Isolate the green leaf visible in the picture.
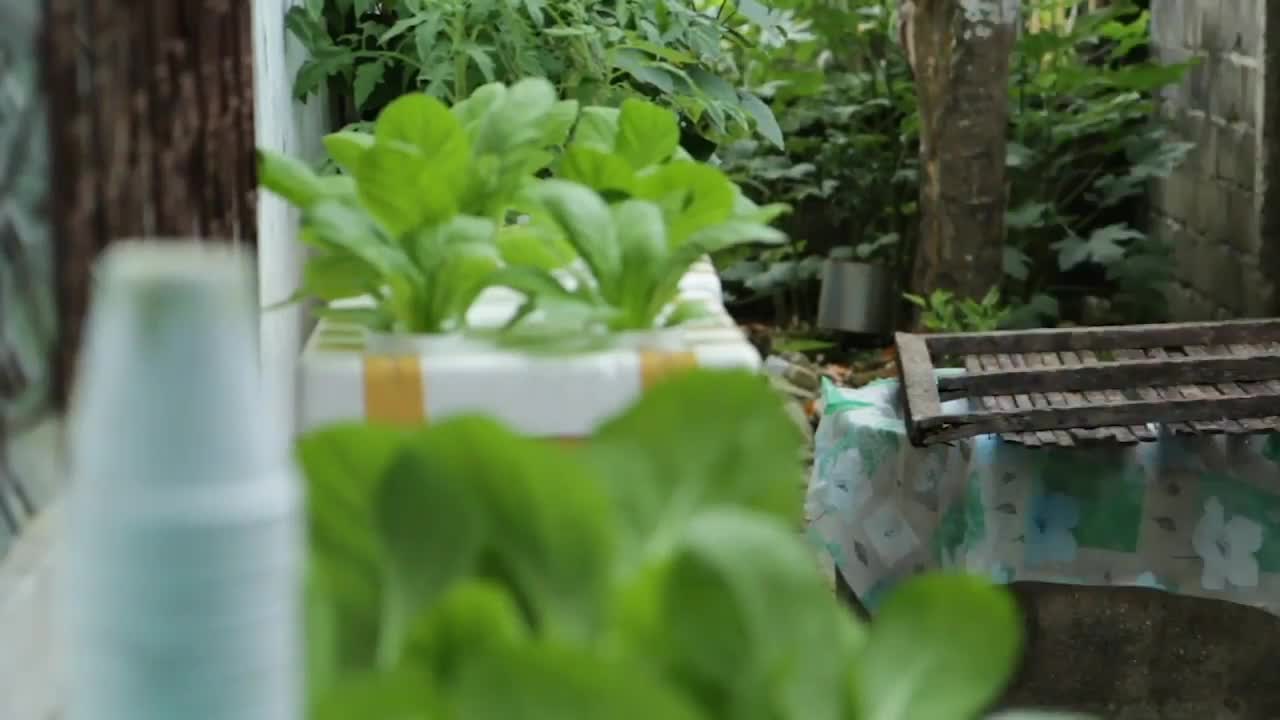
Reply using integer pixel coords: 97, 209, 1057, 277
322, 131, 375, 176
297, 424, 410, 669
539, 100, 581, 147
496, 222, 576, 271
403, 579, 530, 685
401, 417, 617, 642
738, 90, 784, 149
634, 162, 738, 244
355, 142, 453, 236
373, 92, 471, 172
610, 200, 669, 321
302, 201, 415, 280
583, 370, 805, 564
557, 146, 636, 194
300, 251, 381, 302
354, 61, 387, 111
857, 574, 1022, 720
373, 444, 488, 665
615, 98, 680, 169
311, 669, 434, 720
652, 509, 864, 720
572, 106, 621, 150
450, 642, 706, 720
530, 180, 621, 295
1002, 246, 1031, 281
258, 149, 348, 209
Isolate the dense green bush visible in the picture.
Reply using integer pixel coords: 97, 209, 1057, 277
717, 0, 1192, 329
285, 0, 782, 148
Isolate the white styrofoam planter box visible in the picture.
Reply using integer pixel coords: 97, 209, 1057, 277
298, 258, 759, 437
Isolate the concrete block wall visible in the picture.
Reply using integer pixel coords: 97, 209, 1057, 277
1150, 0, 1279, 320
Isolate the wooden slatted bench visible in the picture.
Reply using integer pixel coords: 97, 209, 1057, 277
895, 319, 1280, 447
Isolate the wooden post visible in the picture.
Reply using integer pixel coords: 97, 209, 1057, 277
905, 0, 1017, 308
43, 0, 257, 408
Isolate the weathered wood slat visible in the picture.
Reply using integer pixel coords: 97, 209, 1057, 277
914, 393, 1280, 444
926, 319, 1280, 356
1015, 353, 1073, 446
1115, 348, 1194, 435
1229, 343, 1280, 429
1147, 347, 1226, 434
936, 352, 1280, 399
896, 333, 942, 443
1034, 348, 1095, 443
982, 355, 1039, 445
1062, 350, 1135, 443
1184, 345, 1258, 432
966, 356, 1027, 444
1078, 349, 1154, 441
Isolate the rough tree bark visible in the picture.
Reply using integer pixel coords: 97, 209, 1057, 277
43, 0, 257, 408
904, 0, 1017, 305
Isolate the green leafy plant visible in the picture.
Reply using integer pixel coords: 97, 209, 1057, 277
483, 99, 791, 339
285, 0, 782, 148
258, 78, 579, 333
298, 368, 1083, 719
905, 288, 1013, 333
718, 0, 1191, 330
715, 0, 920, 324
1001, 0, 1194, 324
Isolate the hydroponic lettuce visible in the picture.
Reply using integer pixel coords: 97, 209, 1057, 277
258, 81, 789, 339
298, 368, 1090, 720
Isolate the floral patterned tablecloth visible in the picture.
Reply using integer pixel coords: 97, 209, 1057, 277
805, 374, 1280, 615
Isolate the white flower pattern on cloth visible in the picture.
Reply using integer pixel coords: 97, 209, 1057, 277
1192, 497, 1264, 591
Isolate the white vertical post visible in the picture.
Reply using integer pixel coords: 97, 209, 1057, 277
252, 0, 331, 438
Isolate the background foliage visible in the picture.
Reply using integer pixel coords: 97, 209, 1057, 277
287, 0, 784, 150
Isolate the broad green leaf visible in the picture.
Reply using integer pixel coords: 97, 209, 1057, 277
374, 93, 469, 165
302, 201, 417, 280
451, 82, 507, 131
355, 142, 454, 236
423, 240, 503, 333
572, 106, 621, 150
582, 370, 805, 564
857, 574, 1022, 720
354, 61, 387, 111
557, 146, 636, 194
297, 424, 410, 669
311, 669, 434, 720
449, 642, 706, 720
538, 99, 581, 147
615, 98, 680, 169
473, 77, 558, 155
373, 445, 488, 665
323, 131, 375, 175
529, 180, 621, 295
400, 417, 616, 642
610, 199, 668, 323
738, 90, 784, 149
496, 223, 576, 271
403, 579, 530, 684
634, 162, 738, 244
258, 149, 348, 209
653, 509, 864, 720
300, 251, 381, 302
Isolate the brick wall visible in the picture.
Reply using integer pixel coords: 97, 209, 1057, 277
1149, 0, 1279, 320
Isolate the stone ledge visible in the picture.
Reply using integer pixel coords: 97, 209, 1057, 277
0, 502, 62, 720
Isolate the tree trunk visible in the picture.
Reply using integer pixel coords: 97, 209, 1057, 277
906, 0, 1016, 305
43, 0, 257, 408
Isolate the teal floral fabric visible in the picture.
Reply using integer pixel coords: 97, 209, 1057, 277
806, 376, 1280, 615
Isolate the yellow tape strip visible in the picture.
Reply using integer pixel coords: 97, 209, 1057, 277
362, 355, 427, 424
639, 350, 699, 389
